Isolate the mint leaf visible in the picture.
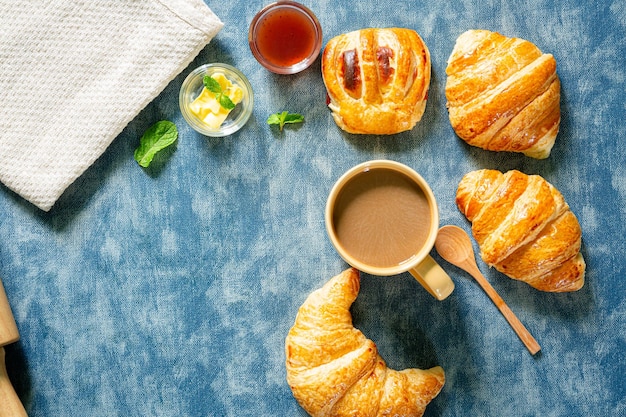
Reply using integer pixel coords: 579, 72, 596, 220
134, 121, 178, 168
219, 94, 236, 110
267, 111, 286, 127
267, 111, 304, 131
203, 75, 236, 110
203, 76, 222, 94
282, 113, 304, 125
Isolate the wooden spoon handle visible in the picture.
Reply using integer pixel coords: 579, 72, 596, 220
0, 347, 27, 417
469, 268, 541, 355
0, 278, 19, 346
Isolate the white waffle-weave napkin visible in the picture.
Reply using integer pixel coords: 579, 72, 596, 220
0, 0, 223, 211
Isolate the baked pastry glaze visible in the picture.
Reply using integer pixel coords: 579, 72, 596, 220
456, 169, 585, 292
285, 268, 445, 416
446, 30, 560, 159
322, 28, 431, 135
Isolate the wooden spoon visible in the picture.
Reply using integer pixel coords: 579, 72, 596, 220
435, 225, 541, 355
0, 278, 27, 416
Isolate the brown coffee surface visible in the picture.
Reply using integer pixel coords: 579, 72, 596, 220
332, 167, 432, 269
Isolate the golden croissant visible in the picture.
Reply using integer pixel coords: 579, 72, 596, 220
445, 29, 560, 159
456, 169, 585, 292
285, 268, 445, 417
321, 28, 431, 135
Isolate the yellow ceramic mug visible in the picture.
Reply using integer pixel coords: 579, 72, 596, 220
325, 160, 454, 300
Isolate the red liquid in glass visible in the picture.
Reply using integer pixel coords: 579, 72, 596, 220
255, 8, 316, 67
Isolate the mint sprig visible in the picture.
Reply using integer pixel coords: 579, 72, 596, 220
203, 75, 236, 110
267, 111, 304, 131
134, 120, 178, 168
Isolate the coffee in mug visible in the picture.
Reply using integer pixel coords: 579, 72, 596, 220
325, 160, 454, 300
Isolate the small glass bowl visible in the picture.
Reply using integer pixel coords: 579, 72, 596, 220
248, 1, 322, 74
179, 63, 254, 137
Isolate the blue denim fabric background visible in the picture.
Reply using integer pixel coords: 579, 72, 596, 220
1, 1, 624, 416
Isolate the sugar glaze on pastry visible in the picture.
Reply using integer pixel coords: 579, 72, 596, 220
445, 30, 560, 159
456, 169, 585, 292
322, 28, 431, 135
285, 268, 445, 417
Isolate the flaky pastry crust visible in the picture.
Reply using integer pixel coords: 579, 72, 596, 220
445, 30, 561, 159
285, 268, 445, 416
456, 169, 585, 292
321, 28, 431, 135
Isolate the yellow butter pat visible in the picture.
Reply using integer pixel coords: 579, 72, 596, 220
189, 72, 243, 129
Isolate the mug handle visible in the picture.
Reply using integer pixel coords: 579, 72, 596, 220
408, 255, 455, 300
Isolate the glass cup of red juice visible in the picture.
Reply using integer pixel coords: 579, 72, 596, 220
248, 1, 323, 74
